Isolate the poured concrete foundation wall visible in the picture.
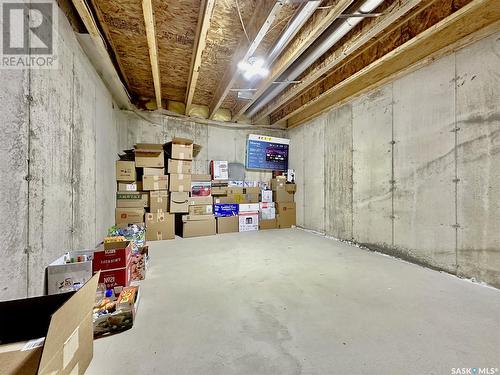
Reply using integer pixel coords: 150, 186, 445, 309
0, 7, 120, 300
289, 32, 500, 287
117, 112, 287, 182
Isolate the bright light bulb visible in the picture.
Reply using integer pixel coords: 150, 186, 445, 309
238, 56, 269, 80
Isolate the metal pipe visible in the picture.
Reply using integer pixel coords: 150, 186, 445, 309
247, 0, 385, 118
266, 0, 322, 64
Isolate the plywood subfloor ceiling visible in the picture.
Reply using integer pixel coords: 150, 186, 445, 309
76, 0, 500, 126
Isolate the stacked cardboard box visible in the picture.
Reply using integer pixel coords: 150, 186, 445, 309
164, 138, 215, 238
272, 176, 297, 228
133, 143, 174, 241
116, 159, 145, 226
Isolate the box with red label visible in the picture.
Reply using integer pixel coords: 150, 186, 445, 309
97, 264, 132, 292
93, 241, 132, 271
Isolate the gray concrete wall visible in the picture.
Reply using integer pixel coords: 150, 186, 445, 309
117, 112, 287, 182
289, 32, 500, 287
0, 6, 120, 299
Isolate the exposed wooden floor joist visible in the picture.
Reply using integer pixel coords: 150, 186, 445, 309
142, 0, 162, 109
232, 0, 354, 120
208, 0, 284, 120
283, 0, 500, 128
185, 0, 216, 113
252, 0, 423, 122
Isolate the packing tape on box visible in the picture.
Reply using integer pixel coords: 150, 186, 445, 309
179, 186, 184, 192
178, 174, 184, 180
153, 182, 159, 190
177, 164, 182, 173
179, 152, 185, 159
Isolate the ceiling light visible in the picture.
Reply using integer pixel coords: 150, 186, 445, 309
238, 56, 269, 81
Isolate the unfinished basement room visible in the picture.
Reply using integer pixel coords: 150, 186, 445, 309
0, 0, 499, 374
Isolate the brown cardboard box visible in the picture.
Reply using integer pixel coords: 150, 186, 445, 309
211, 186, 228, 196
117, 181, 143, 192
140, 192, 149, 208
188, 204, 213, 216
179, 216, 216, 238
188, 196, 213, 205
246, 193, 260, 203
143, 167, 164, 176
273, 189, 294, 203
134, 143, 164, 168
0, 274, 99, 375
271, 176, 287, 190
217, 216, 239, 234
116, 192, 145, 208
169, 173, 192, 192
276, 202, 296, 228
167, 159, 192, 174
115, 208, 145, 225
260, 219, 277, 230
170, 192, 189, 213
228, 187, 244, 194
150, 191, 169, 212
165, 138, 193, 160
244, 187, 260, 195
230, 193, 248, 204
143, 175, 168, 191
213, 196, 234, 204
116, 160, 136, 181
191, 174, 212, 181
145, 212, 174, 241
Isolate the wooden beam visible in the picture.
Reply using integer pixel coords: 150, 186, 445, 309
70, 0, 132, 107
253, 0, 422, 122
142, 0, 162, 109
208, 0, 284, 120
283, 0, 500, 128
232, 0, 354, 120
185, 0, 216, 113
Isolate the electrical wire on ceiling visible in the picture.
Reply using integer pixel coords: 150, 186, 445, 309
235, 0, 250, 42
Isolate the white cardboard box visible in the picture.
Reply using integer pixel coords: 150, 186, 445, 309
239, 203, 260, 213
261, 190, 273, 203
260, 202, 276, 220
239, 212, 259, 232
46, 250, 93, 295
211, 160, 228, 180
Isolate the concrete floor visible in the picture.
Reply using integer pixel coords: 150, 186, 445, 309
87, 229, 500, 375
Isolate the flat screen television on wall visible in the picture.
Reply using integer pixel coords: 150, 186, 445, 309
246, 134, 290, 171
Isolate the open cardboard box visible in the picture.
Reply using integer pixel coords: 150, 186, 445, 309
0, 273, 99, 375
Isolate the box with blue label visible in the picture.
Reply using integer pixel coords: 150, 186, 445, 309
214, 203, 239, 217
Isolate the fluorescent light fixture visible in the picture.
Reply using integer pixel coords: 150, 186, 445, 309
246, 0, 385, 118
238, 56, 269, 80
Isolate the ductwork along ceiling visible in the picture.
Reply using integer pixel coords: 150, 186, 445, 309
71, 0, 500, 127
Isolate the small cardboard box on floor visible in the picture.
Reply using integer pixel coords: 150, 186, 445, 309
176, 214, 216, 238
217, 216, 239, 234
46, 250, 93, 295
0, 273, 99, 375
276, 202, 296, 228
145, 212, 175, 241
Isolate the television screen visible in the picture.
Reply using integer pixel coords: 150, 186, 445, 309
246, 134, 290, 171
